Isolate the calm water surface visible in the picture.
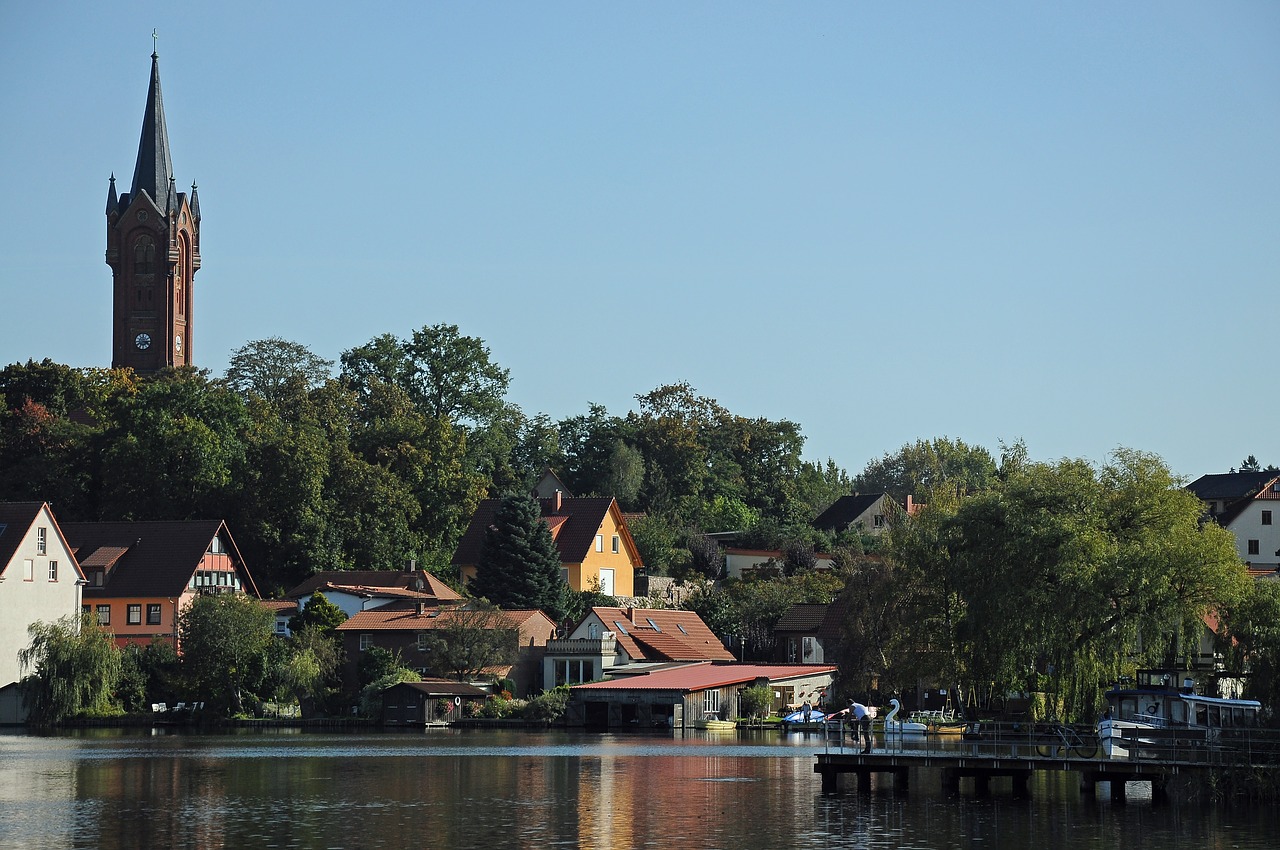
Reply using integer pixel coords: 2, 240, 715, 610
1, 727, 1276, 849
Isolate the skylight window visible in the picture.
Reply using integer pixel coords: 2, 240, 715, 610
612, 620, 629, 635
677, 623, 688, 635
646, 618, 661, 632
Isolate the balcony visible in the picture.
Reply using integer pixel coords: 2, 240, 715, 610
545, 636, 617, 656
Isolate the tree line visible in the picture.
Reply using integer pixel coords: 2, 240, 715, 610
0, 326, 856, 592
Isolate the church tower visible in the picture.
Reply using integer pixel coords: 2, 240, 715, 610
106, 51, 200, 372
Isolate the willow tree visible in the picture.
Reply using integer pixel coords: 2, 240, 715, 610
883, 448, 1248, 721
19, 614, 122, 724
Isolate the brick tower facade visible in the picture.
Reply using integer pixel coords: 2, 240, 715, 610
106, 51, 200, 372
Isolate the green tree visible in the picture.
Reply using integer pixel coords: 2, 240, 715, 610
740, 684, 774, 720
1220, 579, 1280, 713
19, 614, 122, 724
471, 494, 568, 621
224, 338, 334, 404
179, 594, 275, 716
854, 437, 998, 500
274, 627, 344, 718
288, 592, 348, 636
883, 448, 1249, 721
417, 605, 518, 681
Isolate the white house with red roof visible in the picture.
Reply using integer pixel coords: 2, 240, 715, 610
274, 568, 463, 634
1187, 472, 1280, 575
543, 606, 735, 691
0, 502, 86, 723
565, 661, 837, 730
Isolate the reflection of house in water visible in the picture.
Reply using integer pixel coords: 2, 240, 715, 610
565, 662, 836, 730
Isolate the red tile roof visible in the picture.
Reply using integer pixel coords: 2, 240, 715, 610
573, 662, 837, 693
260, 599, 298, 614
590, 607, 736, 662
336, 605, 553, 633
284, 570, 461, 601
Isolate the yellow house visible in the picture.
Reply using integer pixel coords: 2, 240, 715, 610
453, 493, 640, 597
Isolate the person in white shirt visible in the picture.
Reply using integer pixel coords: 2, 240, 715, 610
850, 701, 872, 753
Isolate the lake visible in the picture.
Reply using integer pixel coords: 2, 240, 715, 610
1, 727, 1276, 849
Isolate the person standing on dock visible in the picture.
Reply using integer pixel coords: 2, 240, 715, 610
850, 701, 872, 753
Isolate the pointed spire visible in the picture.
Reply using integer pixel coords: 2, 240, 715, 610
190, 182, 200, 220
106, 173, 118, 214
130, 51, 174, 214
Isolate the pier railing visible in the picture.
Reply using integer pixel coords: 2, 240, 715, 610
822, 719, 1280, 766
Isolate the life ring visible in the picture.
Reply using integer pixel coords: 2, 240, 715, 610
1145, 703, 1158, 715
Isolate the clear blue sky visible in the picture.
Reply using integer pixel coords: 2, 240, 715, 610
2, 2, 1276, 481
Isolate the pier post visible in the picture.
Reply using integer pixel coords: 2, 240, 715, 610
1011, 771, 1030, 798
940, 768, 960, 794
857, 770, 872, 793
820, 768, 838, 794
973, 774, 990, 795
894, 768, 909, 791
1110, 780, 1126, 803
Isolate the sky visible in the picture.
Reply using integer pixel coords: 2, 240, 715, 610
1, 2, 1277, 482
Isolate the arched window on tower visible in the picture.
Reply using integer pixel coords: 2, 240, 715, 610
133, 236, 155, 274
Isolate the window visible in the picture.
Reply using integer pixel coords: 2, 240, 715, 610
127, 604, 142, 625
37, 526, 47, 554
1248, 539, 1260, 556
703, 689, 721, 715
612, 535, 620, 554
1264, 511, 1273, 526
81, 605, 90, 616
146, 604, 162, 626
873, 515, 885, 528
48, 560, 58, 581
646, 617, 661, 632
92, 571, 104, 587
133, 236, 155, 273
595, 534, 603, 552
676, 623, 688, 635
23, 559, 33, 581
612, 620, 630, 636
209, 536, 224, 554
97, 605, 111, 626
417, 633, 430, 652
803, 636, 816, 662
359, 634, 373, 651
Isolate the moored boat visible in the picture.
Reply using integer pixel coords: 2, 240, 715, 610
1097, 670, 1261, 758
881, 698, 928, 736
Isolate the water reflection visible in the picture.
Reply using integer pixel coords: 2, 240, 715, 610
0, 728, 1277, 850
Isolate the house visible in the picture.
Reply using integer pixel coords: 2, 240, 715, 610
453, 493, 641, 597
335, 602, 556, 697
543, 606, 735, 691
531, 467, 573, 499
0, 502, 86, 724
261, 599, 300, 637
281, 568, 462, 622
813, 493, 913, 536
723, 548, 836, 580
1187, 472, 1280, 574
565, 661, 837, 729
60, 519, 259, 647
380, 679, 489, 726
773, 599, 848, 665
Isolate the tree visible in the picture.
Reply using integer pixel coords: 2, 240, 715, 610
471, 494, 568, 621
179, 594, 275, 716
224, 338, 334, 404
19, 614, 122, 724
274, 627, 343, 718
854, 437, 997, 500
882, 448, 1249, 721
417, 605, 518, 681
683, 531, 725, 580
1220, 579, 1280, 712
288, 592, 347, 636
403, 323, 510, 426
740, 684, 774, 720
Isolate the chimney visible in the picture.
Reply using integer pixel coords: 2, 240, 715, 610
416, 601, 426, 617
553, 489, 563, 512
405, 559, 416, 575
905, 495, 914, 514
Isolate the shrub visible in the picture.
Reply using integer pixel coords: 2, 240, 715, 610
523, 687, 570, 721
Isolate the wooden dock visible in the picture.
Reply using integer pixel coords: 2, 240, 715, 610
815, 722, 1280, 802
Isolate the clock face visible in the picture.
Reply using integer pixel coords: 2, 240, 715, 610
135, 332, 152, 350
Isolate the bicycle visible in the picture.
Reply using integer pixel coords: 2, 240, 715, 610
1035, 720, 1099, 759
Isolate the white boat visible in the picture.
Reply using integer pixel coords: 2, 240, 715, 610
781, 708, 826, 728
881, 698, 928, 736
1097, 670, 1261, 758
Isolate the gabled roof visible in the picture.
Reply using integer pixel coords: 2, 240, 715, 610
1186, 472, 1279, 502
1212, 476, 1280, 527
0, 502, 43, 575
284, 570, 461, 602
452, 497, 634, 567
61, 519, 257, 598
587, 606, 735, 662
572, 662, 837, 693
774, 603, 829, 633
336, 605, 554, 634
386, 679, 489, 698
0, 502, 82, 580
813, 493, 891, 533
260, 599, 298, 614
